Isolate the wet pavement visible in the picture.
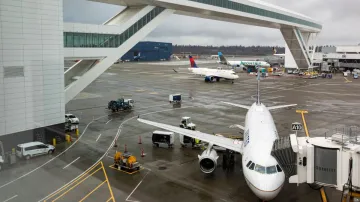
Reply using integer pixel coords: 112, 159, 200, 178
1, 61, 360, 202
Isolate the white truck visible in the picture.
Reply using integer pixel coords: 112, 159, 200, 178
179, 117, 196, 130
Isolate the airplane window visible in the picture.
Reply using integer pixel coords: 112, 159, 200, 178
246, 161, 252, 167
276, 165, 283, 172
249, 163, 255, 170
255, 164, 266, 174
266, 166, 277, 174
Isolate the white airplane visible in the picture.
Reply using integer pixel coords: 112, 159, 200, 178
272, 47, 285, 58
188, 55, 239, 83
137, 73, 297, 201
217, 52, 271, 71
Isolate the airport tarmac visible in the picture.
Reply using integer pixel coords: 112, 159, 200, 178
1, 61, 359, 202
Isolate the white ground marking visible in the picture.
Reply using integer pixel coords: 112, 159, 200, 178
126, 170, 151, 202
63, 157, 80, 169
106, 119, 112, 124
96, 134, 102, 142
38, 104, 200, 202
2, 195, 18, 202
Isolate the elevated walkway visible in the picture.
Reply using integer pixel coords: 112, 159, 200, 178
64, 6, 174, 103
65, 0, 323, 103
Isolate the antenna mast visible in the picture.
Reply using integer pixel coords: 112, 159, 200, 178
257, 66, 260, 105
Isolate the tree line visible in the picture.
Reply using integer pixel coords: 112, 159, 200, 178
173, 45, 285, 56
173, 45, 334, 56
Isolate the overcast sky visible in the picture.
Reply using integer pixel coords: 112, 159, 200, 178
63, 0, 360, 46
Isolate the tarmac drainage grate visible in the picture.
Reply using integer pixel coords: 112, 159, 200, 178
158, 166, 167, 170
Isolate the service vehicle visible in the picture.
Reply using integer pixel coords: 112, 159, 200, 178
65, 114, 79, 124
16, 141, 55, 160
113, 151, 140, 172
152, 130, 175, 148
108, 98, 134, 112
65, 122, 78, 132
179, 117, 196, 130
169, 94, 181, 103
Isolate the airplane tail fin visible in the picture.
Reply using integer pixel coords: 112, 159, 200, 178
273, 47, 277, 54
189, 55, 198, 68
256, 68, 261, 105
218, 52, 229, 65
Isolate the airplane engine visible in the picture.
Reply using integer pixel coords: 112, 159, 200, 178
198, 148, 219, 174
204, 76, 213, 82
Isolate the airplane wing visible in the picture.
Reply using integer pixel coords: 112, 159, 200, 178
138, 118, 243, 153
221, 101, 250, 110
267, 104, 297, 110
229, 124, 245, 130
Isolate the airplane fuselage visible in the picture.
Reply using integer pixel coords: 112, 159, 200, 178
187, 68, 239, 80
227, 60, 271, 67
241, 103, 285, 201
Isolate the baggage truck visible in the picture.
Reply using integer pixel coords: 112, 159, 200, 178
152, 131, 175, 148
169, 94, 181, 103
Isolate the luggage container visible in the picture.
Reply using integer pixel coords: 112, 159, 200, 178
169, 94, 181, 103
152, 131, 175, 148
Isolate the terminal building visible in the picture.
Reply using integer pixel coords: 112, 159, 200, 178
0, 0, 322, 152
285, 45, 360, 71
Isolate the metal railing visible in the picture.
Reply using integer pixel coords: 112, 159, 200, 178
324, 126, 360, 145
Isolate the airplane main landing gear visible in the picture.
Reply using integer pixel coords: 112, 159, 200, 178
222, 149, 235, 171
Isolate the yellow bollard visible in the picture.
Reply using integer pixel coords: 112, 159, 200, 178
66, 134, 70, 143
76, 128, 79, 138
53, 138, 56, 146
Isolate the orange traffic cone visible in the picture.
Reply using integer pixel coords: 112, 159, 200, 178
141, 148, 146, 157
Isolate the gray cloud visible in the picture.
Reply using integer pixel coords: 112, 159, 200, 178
64, 0, 360, 46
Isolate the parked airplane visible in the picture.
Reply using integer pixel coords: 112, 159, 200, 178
217, 52, 271, 71
134, 52, 143, 61
137, 72, 297, 201
188, 55, 239, 83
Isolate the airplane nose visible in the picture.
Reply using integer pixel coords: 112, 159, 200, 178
245, 176, 284, 201
252, 186, 281, 201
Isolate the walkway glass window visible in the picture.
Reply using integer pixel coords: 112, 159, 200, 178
64, 7, 165, 48
190, 0, 322, 29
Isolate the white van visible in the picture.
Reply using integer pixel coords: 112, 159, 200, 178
16, 142, 55, 160
152, 131, 175, 148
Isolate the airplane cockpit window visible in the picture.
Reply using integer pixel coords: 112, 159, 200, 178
255, 164, 266, 174
249, 162, 255, 170
266, 166, 277, 174
276, 164, 283, 172
246, 161, 252, 167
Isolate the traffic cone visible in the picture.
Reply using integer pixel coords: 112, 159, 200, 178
124, 144, 127, 153
141, 148, 146, 157
138, 136, 142, 144
114, 138, 118, 147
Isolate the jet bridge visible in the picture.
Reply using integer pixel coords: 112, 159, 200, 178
274, 126, 360, 200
